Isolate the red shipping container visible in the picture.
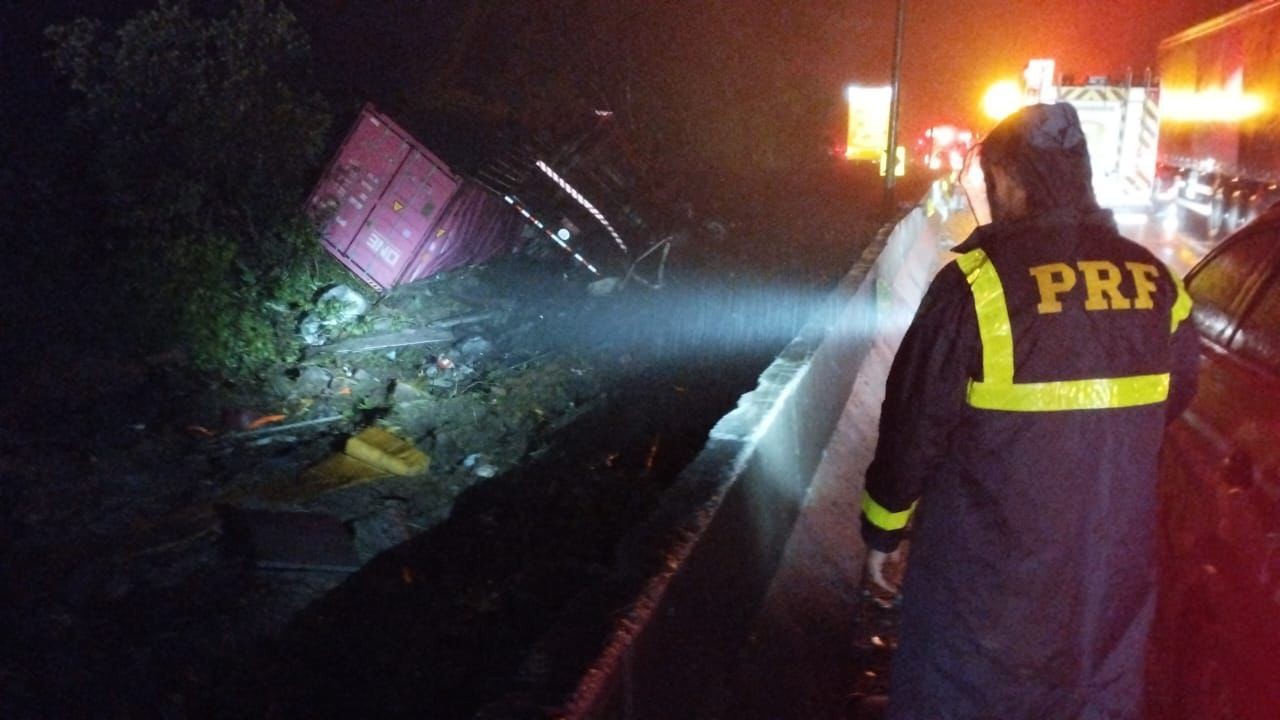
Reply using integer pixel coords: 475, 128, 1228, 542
308, 104, 460, 291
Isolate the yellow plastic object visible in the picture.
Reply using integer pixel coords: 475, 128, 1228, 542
294, 453, 393, 496
277, 427, 429, 501
343, 426, 429, 476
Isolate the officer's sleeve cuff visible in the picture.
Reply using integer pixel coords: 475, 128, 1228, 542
860, 515, 905, 553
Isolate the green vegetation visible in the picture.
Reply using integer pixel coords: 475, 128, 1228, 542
47, 0, 343, 379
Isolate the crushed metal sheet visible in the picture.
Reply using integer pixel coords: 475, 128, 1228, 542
306, 326, 455, 357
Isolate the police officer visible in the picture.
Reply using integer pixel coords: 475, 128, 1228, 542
858, 103, 1199, 719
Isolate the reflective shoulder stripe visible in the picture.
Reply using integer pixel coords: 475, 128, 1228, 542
1171, 272, 1192, 333
968, 373, 1170, 411
861, 494, 917, 531
955, 249, 1014, 384
957, 248, 1170, 412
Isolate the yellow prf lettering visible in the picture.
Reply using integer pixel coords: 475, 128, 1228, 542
1078, 261, 1132, 310
1028, 260, 1163, 314
1028, 263, 1076, 314
1126, 262, 1159, 309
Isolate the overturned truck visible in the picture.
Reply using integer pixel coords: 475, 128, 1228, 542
307, 104, 674, 292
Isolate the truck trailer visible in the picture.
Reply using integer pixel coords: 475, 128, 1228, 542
1155, 0, 1280, 242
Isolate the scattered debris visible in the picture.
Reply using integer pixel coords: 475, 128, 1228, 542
298, 284, 371, 346
305, 325, 455, 357
389, 378, 424, 404
456, 336, 495, 364
588, 277, 622, 296
463, 452, 498, 478
219, 414, 347, 442
3, 254, 640, 716
294, 366, 334, 396
246, 414, 287, 430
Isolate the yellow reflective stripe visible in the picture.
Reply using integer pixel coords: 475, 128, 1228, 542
956, 249, 1014, 383
956, 248, 1174, 413
1170, 273, 1192, 332
967, 373, 1170, 411
861, 494, 917, 531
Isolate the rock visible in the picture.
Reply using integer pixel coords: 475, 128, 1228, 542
329, 376, 354, 395
463, 453, 497, 477
433, 433, 462, 467
269, 371, 298, 398
298, 284, 371, 346
316, 284, 370, 323
456, 336, 494, 364
350, 369, 383, 398
298, 314, 328, 346
349, 499, 413, 561
295, 366, 334, 396
390, 379, 423, 403
587, 276, 622, 296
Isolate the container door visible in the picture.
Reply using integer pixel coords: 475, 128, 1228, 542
344, 149, 459, 289
310, 112, 411, 255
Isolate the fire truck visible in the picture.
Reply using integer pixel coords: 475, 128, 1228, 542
1021, 59, 1161, 213
1153, 0, 1280, 243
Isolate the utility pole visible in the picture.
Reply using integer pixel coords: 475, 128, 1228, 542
884, 0, 906, 212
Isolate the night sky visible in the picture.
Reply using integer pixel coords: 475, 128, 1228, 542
4, 1, 1253, 141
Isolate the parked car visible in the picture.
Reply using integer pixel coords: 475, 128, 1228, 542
1148, 202, 1280, 720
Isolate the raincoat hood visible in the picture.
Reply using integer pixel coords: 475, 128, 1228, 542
980, 103, 1100, 220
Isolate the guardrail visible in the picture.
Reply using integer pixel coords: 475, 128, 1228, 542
476, 182, 954, 719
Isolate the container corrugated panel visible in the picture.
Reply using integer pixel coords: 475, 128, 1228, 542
399, 180, 523, 285
308, 105, 459, 291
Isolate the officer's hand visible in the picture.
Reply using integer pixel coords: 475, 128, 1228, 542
866, 548, 903, 595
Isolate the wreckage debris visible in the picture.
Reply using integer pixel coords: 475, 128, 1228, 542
298, 284, 371, 346
463, 453, 498, 478
219, 414, 347, 442
305, 325, 455, 357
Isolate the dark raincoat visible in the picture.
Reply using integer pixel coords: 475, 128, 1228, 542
860, 104, 1200, 719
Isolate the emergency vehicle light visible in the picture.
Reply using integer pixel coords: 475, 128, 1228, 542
982, 80, 1025, 121
1160, 88, 1267, 122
